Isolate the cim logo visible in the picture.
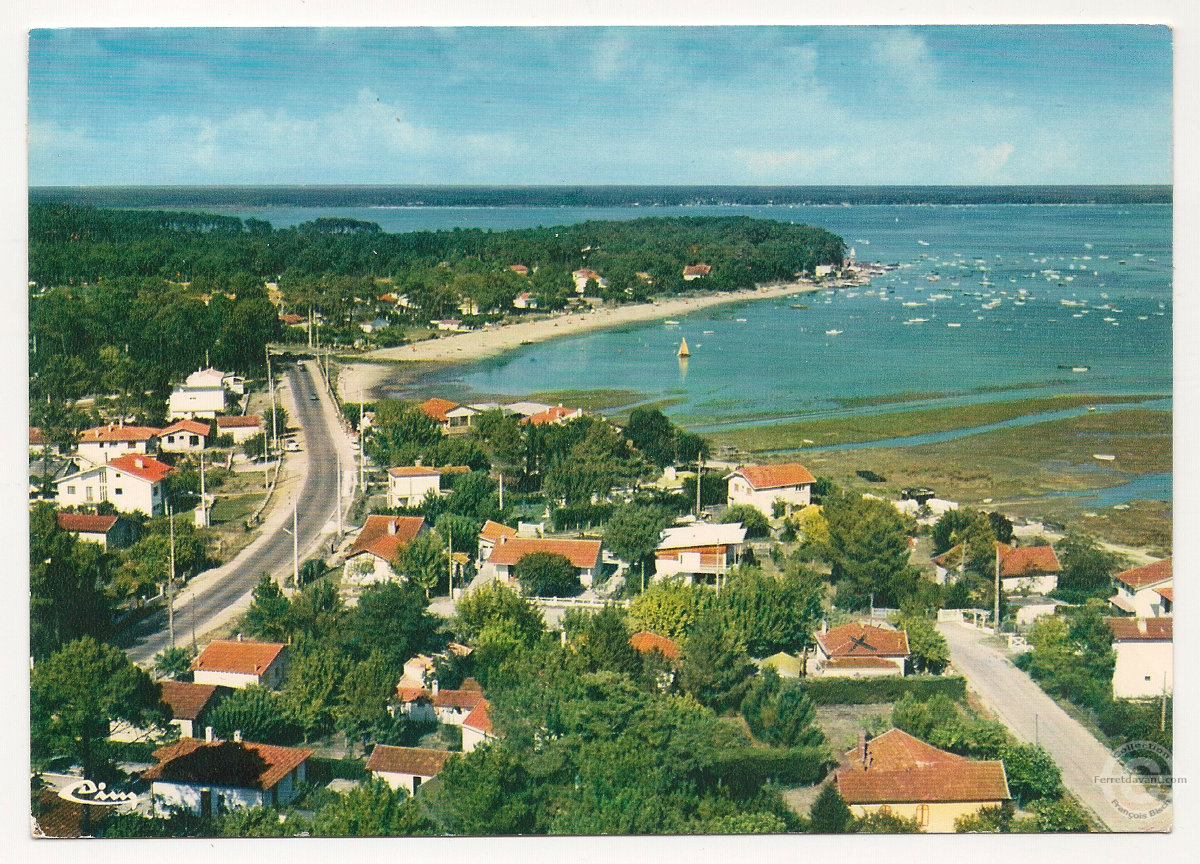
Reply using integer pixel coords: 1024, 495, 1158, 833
57, 779, 141, 806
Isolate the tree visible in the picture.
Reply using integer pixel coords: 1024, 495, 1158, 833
347, 581, 438, 667
217, 806, 310, 837
281, 645, 349, 741
629, 579, 705, 641
425, 746, 539, 835
716, 567, 823, 657
808, 783, 852, 833
720, 504, 771, 538
31, 637, 170, 780
398, 530, 448, 599
286, 579, 345, 640
854, 810, 923, 833
624, 406, 676, 466
569, 605, 642, 677
893, 614, 950, 674
1026, 797, 1090, 832
207, 685, 299, 745
678, 610, 755, 712
153, 646, 195, 681
999, 743, 1064, 804
1055, 533, 1124, 602
514, 551, 581, 598
823, 493, 913, 609
741, 668, 824, 747
930, 507, 997, 577
311, 777, 439, 837
455, 582, 545, 644
243, 575, 291, 641
604, 504, 673, 586
241, 432, 268, 461
955, 805, 1013, 833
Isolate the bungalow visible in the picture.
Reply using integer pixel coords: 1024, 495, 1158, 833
520, 404, 584, 426
109, 680, 223, 743
366, 745, 455, 795
654, 523, 746, 585
216, 414, 264, 444
143, 736, 312, 817
513, 291, 538, 310
159, 419, 211, 453
502, 401, 554, 419
725, 463, 816, 516
1009, 594, 1066, 630
462, 699, 498, 753
995, 543, 1061, 595
56, 511, 135, 550
572, 268, 607, 294
1110, 558, 1172, 618
629, 631, 681, 662
342, 515, 426, 584
508, 264, 530, 275
482, 536, 603, 589
683, 263, 712, 280
191, 639, 288, 690
77, 423, 161, 466
433, 687, 485, 726
387, 465, 470, 509
1108, 617, 1173, 699
478, 519, 518, 565
419, 397, 478, 434
56, 453, 174, 517
836, 728, 1010, 832
814, 622, 909, 677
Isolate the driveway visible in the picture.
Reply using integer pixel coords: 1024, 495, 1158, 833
938, 620, 1171, 832
124, 360, 356, 666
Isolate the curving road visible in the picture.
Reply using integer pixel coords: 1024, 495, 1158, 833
124, 360, 352, 666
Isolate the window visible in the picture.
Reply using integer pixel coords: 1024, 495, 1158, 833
413, 776, 422, 792
85, 487, 94, 501
916, 804, 930, 827
190, 435, 200, 446
114, 488, 123, 495
67, 485, 76, 495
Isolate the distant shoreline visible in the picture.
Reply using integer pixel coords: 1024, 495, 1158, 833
337, 280, 828, 402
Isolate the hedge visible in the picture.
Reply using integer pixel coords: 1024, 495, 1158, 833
551, 503, 614, 532
710, 745, 833, 797
798, 675, 967, 705
306, 755, 369, 784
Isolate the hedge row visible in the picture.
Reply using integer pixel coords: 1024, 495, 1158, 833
710, 745, 833, 797
306, 755, 370, 784
551, 503, 614, 532
797, 675, 967, 705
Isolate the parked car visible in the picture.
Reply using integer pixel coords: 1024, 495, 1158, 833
285, 439, 302, 452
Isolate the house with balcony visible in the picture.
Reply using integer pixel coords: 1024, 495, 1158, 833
56, 453, 174, 516
653, 522, 746, 585
387, 464, 470, 509
1110, 558, 1172, 617
725, 462, 815, 516
77, 423, 161, 466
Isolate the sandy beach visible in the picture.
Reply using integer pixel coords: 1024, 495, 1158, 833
337, 280, 829, 402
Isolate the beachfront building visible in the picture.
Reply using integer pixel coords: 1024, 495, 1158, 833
191, 640, 288, 690
1110, 558, 1172, 618
520, 404, 584, 426
513, 291, 538, 309
418, 398, 481, 434
653, 523, 746, 585
1107, 617, 1173, 699
725, 463, 815, 516
995, 543, 1061, 595
77, 423, 161, 466
343, 515, 427, 585
56, 454, 174, 516
572, 268, 607, 294
386, 465, 470, 509
813, 622, 908, 677
836, 729, 1010, 832
367, 745, 455, 795
481, 536, 603, 589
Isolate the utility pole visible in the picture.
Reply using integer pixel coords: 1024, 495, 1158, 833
359, 387, 366, 493
335, 450, 343, 537
993, 543, 1002, 634
695, 454, 703, 518
266, 347, 278, 456
292, 496, 299, 588
498, 472, 504, 511
447, 524, 454, 597
167, 504, 176, 650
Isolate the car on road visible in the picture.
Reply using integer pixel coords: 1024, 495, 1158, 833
310, 394, 319, 400
285, 439, 302, 452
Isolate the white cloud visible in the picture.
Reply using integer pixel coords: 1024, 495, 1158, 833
872, 30, 938, 92
740, 147, 839, 179
968, 142, 1016, 177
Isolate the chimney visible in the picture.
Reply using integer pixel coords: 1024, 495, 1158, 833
414, 457, 422, 467
237, 632, 243, 642
1137, 618, 1148, 635
233, 729, 242, 743
134, 457, 145, 469
858, 730, 867, 766
821, 619, 828, 635
388, 520, 397, 535
205, 726, 214, 743
431, 680, 440, 696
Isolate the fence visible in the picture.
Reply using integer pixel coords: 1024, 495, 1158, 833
532, 596, 630, 611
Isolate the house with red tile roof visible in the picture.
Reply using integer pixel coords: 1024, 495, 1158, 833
815, 622, 909, 677
367, 745, 456, 795
482, 535, 603, 589
478, 519, 519, 565
191, 639, 288, 690
419, 397, 462, 426
216, 414, 264, 444
56, 453, 175, 516
55, 511, 134, 550
513, 291, 538, 310
726, 462, 816, 516
279, 312, 306, 326
77, 423, 161, 465
159, 419, 211, 453
1107, 617, 1172, 699
109, 680, 225, 743
508, 264, 530, 275
462, 699, 498, 753
387, 464, 471, 509
432, 687, 486, 726
142, 736, 313, 816
995, 543, 1061, 595
343, 515, 427, 584
572, 268, 607, 294
1110, 558, 1172, 618
629, 631, 681, 661
683, 263, 712, 280
520, 404, 584, 426
836, 728, 1010, 832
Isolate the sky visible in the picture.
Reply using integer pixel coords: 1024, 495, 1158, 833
28, 26, 1173, 186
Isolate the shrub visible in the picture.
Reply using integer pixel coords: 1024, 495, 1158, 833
999, 743, 1064, 804
798, 675, 966, 705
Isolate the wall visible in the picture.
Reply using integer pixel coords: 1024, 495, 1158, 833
727, 478, 811, 515
387, 474, 441, 509
1001, 574, 1058, 596
152, 781, 263, 817
169, 386, 226, 419
462, 727, 495, 754
1113, 640, 1173, 699
342, 553, 396, 586
192, 669, 261, 690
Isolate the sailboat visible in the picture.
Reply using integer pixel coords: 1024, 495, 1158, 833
677, 337, 690, 357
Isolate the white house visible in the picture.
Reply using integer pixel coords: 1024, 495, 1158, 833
190, 640, 288, 690
995, 543, 1061, 595
56, 453, 174, 517
1009, 595, 1066, 630
1108, 617, 1173, 699
513, 292, 538, 310
77, 423, 161, 466
1110, 558, 1172, 617
462, 699, 498, 753
502, 401, 553, 419
216, 414, 265, 444
387, 465, 470, 509
654, 522, 746, 585
169, 377, 227, 420
159, 419, 211, 453
433, 687, 486, 726
142, 736, 312, 817
481, 536, 603, 589
814, 622, 909, 677
55, 511, 134, 550
478, 519, 518, 565
725, 463, 815, 516
366, 745, 454, 795
572, 268, 607, 294
342, 515, 426, 585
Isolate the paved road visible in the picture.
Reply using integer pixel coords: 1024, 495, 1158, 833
125, 361, 353, 665
938, 620, 1172, 832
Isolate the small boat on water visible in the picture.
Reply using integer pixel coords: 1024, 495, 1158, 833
1093, 454, 1116, 462
917, 240, 930, 246
664, 319, 680, 326
790, 303, 809, 309
677, 337, 690, 357
825, 329, 843, 335
946, 322, 961, 327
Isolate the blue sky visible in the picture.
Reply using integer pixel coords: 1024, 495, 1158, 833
28, 26, 1172, 186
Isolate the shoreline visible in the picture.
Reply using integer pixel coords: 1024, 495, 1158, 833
337, 279, 832, 402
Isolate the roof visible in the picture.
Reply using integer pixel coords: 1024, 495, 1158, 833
79, 424, 161, 443
573, 268, 602, 279
818, 622, 910, 659
479, 519, 518, 544
366, 745, 455, 777
56, 512, 118, 534
931, 544, 963, 569
1156, 586, 1173, 602
731, 462, 816, 490
683, 263, 712, 276
33, 789, 105, 838
995, 543, 1061, 578
280, 313, 306, 325
29, 426, 44, 445
486, 536, 602, 569
762, 652, 804, 676
657, 523, 747, 551
396, 685, 431, 703
388, 466, 443, 478
824, 656, 901, 669
191, 640, 287, 676
463, 699, 494, 735
107, 453, 175, 483
629, 630, 681, 660
836, 729, 1010, 805
433, 689, 485, 710
420, 397, 461, 423
1107, 617, 1173, 641
216, 414, 263, 429
509, 264, 529, 273
143, 738, 313, 791
346, 515, 426, 562
521, 405, 582, 425
1114, 558, 1172, 591
159, 680, 221, 721
161, 419, 210, 437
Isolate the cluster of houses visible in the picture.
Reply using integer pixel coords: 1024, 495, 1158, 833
415, 396, 584, 435
1106, 558, 1173, 700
